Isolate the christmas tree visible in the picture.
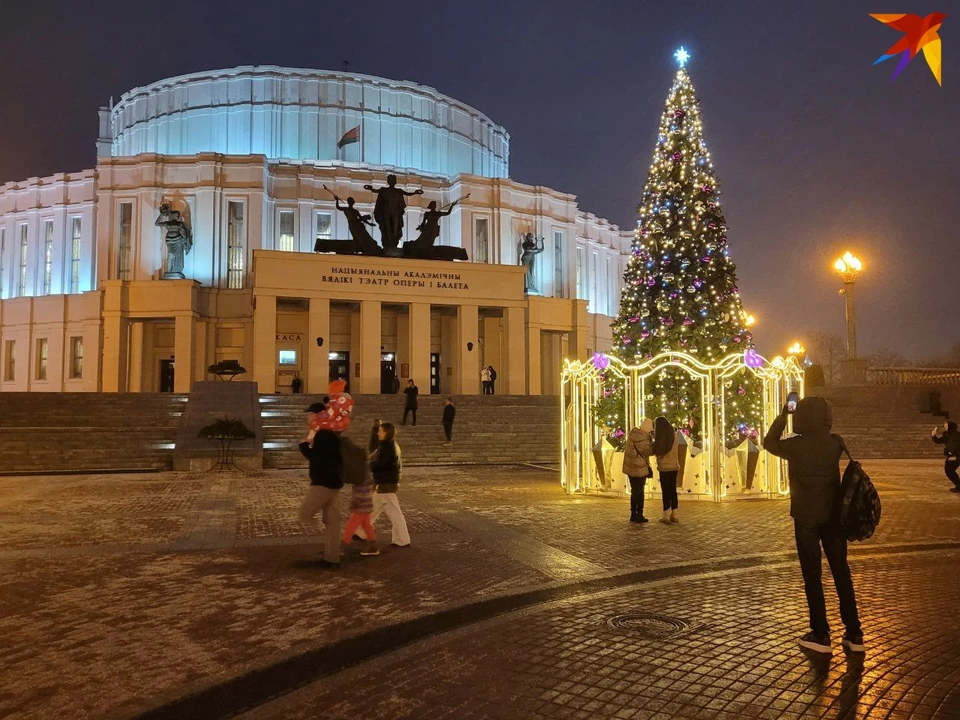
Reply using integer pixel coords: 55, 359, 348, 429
597, 49, 761, 445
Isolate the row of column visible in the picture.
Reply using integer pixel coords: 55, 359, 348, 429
102, 313, 198, 393
253, 296, 527, 395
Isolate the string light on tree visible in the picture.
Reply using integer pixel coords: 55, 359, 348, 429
595, 48, 762, 445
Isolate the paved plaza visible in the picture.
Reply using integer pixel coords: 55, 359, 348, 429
1, 460, 959, 719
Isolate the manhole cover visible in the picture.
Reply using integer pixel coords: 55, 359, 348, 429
607, 613, 691, 638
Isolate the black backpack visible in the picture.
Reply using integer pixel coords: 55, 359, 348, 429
836, 439, 881, 542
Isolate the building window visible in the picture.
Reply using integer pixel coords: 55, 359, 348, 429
0, 228, 5, 297
590, 252, 599, 312
278, 210, 295, 252
553, 230, 564, 298
36, 338, 48, 381
18, 224, 28, 297
316, 211, 332, 242
70, 336, 83, 379
607, 256, 617, 316
3, 340, 14, 381
70, 218, 82, 294
42, 220, 54, 295
227, 201, 245, 289
576, 246, 584, 301
475, 218, 489, 264
118, 202, 132, 280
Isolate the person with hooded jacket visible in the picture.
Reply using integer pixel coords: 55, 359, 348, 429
621, 419, 655, 523
931, 420, 960, 492
653, 416, 680, 524
763, 396, 865, 655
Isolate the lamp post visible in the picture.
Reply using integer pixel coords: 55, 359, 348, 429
787, 342, 806, 357
834, 252, 863, 358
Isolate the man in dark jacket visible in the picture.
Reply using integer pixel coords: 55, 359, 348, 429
402, 380, 419, 426
763, 396, 864, 654
931, 421, 960, 492
442, 398, 456, 442
297, 402, 344, 568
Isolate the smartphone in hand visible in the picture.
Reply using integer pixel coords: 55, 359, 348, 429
786, 391, 799, 414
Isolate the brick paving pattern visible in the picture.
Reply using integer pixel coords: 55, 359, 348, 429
0, 460, 958, 719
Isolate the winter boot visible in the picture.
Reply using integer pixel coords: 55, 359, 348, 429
660, 510, 672, 524
670, 509, 680, 524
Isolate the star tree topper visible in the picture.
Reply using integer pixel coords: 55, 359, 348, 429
674, 46, 690, 67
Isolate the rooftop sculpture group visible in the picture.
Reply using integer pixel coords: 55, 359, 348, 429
316, 175, 468, 261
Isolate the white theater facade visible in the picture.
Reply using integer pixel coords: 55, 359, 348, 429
0, 66, 629, 396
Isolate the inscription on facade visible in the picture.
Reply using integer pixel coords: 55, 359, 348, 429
276, 334, 302, 342
320, 266, 470, 292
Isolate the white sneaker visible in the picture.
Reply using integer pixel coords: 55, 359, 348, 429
659, 511, 672, 524
670, 510, 680, 524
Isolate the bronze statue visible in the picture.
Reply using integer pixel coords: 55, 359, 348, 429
518, 232, 544, 294
410, 199, 459, 250
156, 203, 192, 279
363, 174, 423, 254
333, 193, 381, 255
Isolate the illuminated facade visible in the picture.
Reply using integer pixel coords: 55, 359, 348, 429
0, 66, 629, 394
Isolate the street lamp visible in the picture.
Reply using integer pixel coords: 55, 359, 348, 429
787, 342, 806, 357
834, 252, 863, 358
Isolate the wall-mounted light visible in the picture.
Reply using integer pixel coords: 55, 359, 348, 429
466, 342, 474, 351
316, 337, 324, 347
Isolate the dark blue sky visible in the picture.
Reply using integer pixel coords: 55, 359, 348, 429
1, 0, 957, 361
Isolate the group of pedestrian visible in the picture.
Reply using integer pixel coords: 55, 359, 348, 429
297, 384, 410, 570
622, 397, 866, 656
481, 365, 498, 394
620, 416, 680, 525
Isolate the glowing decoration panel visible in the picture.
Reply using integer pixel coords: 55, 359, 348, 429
560, 351, 804, 502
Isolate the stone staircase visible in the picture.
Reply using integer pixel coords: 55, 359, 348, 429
261, 394, 561, 468
818, 385, 948, 459
0, 393, 187, 473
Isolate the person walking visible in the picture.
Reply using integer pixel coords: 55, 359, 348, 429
763, 396, 865, 655
653, 416, 680, 524
488, 366, 498, 395
931, 421, 960, 492
342, 466, 380, 556
481, 366, 492, 395
622, 418, 654, 523
402, 379, 419, 425
368, 422, 411, 547
442, 398, 456, 442
290, 373, 303, 394
297, 401, 345, 568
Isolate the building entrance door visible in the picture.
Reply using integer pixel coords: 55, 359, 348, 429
159, 359, 175, 393
381, 353, 398, 394
329, 351, 350, 393
430, 353, 441, 395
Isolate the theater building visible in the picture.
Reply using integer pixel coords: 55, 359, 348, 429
0, 66, 629, 395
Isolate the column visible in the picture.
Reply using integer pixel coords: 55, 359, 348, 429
81, 317, 102, 392
482, 316, 502, 377
503, 305, 526, 395
101, 314, 128, 392
359, 300, 381, 394
193, 320, 207, 386
307, 297, 330, 394
526, 325, 542, 396
253, 294, 277, 393
456, 304, 479, 395
128, 321, 144, 392
568, 299, 589, 362
174, 314, 196, 393
408, 302, 431, 390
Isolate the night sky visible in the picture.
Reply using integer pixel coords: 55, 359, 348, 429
1, 1, 957, 361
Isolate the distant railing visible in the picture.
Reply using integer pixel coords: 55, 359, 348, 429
866, 367, 960, 386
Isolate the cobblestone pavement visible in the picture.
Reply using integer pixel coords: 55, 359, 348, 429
0, 460, 958, 719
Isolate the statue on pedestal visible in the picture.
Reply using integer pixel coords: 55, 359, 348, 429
332, 193, 381, 255
156, 203, 192, 279
364, 174, 423, 255
518, 232, 544, 294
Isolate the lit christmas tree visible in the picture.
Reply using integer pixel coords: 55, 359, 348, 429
597, 48, 761, 445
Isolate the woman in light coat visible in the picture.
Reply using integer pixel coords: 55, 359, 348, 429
621, 418, 654, 523
653, 416, 681, 524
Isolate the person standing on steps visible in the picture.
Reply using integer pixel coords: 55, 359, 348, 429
442, 398, 457, 443
368, 422, 411, 547
402, 379, 419, 425
931, 421, 960, 492
488, 366, 498, 395
763, 396, 865, 655
622, 418, 654, 523
481, 366, 492, 395
297, 401, 344, 569
653, 416, 680, 524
